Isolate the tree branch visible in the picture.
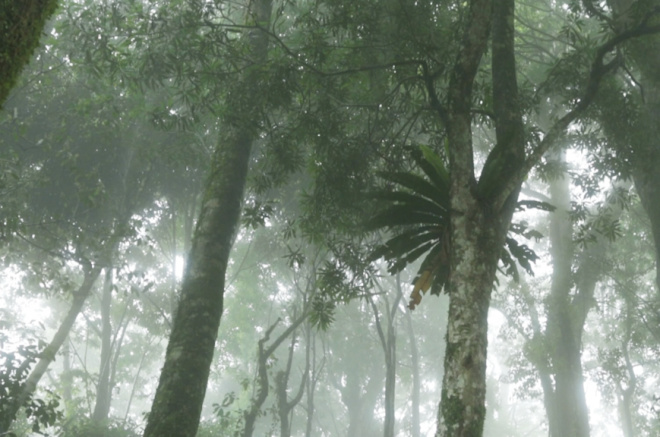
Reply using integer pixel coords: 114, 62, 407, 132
497, 13, 660, 208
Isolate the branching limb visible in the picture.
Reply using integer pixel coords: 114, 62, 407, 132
496, 12, 660, 209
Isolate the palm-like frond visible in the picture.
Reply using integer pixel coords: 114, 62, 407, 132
367, 145, 546, 310
366, 146, 450, 309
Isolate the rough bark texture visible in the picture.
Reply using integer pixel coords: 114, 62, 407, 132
0, 265, 102, 434
142, 1, 272, 435
435, 0, 523, 433
0, 0, 59, 108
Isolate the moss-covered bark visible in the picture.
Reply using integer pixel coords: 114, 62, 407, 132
434, 0, 523, 433
142, 2, 272, 435
0, 0, 59, 108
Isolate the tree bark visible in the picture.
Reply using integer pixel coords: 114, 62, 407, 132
142, 1, 273, 436
0, 264, 102, 434
0, 0, 59, 108
436, 0, 523, 433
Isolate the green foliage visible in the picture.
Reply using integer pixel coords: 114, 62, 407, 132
0, 344, 62, 435
367, 146, 545, 305
56, 417, 140, 437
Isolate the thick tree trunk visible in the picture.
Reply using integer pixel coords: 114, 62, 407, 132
436, 0, 522, 433
142, 1, 272, 436
0, 0, 59, 108
0, 264, 102, 434
436, 208, 505, 437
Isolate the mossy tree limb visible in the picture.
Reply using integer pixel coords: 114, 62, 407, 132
0, 0, 59, 108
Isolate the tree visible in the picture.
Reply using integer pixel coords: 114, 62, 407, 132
142, 1, 274, 434
0, 0, 59, 107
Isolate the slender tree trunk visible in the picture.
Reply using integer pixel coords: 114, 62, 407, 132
92, 268, 113, 424
304, 325, 319, 437
544, 155, 591, 437
61, 341, 72, 407
242, 311, 308, 437
616, 293, 637, 437
142, 1, 272, 436
275, 332, 308, 437
370, 278, 402, 437
404, 305, 421, 437
124, 335, 153, 425
0, 264, 102, 434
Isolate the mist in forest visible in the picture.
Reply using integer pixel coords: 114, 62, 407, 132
1, 0, 660, 436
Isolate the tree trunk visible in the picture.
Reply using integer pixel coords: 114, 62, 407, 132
370, 277, 402, 437
544, 156, 591, 437
304, 325, 319, 437
436, 0, 523, 432
0, 0, 59, 107
616, 292, 637, 437
142, 1, 273, 436
275, 331, 308, 437
61, 341, 72, 407
404, 305, 421, 437
0, 264, 102, 434
242, 311, 308, 437
92, 268, 114, 425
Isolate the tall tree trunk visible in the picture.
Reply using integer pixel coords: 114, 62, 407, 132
304, 325, 321, 437
0, 264, 102, 434
616, 292, 637, 437
92, 268, 114, 425
436, 0, 523, 432
142, 1, 273, 435
432, 0, 656, 432
404, 305, 421, 437
370, 277, 402, 437
61, 341, 73, 408
544, 155, 591, 437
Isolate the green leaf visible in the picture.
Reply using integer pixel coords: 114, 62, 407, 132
371, 190, 448, 216
365, 206, 446, 230
419, 145, 449, 189
377, 171, 447, 204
